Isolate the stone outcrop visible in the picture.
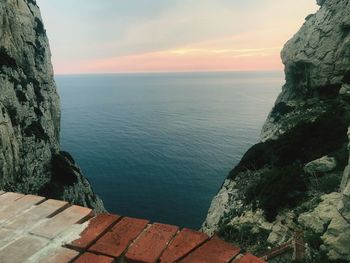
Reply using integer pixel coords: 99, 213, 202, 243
304, 156, 337, 175
0, 0, 104, 211
320, 128, 350, 260
298, 193, 342, 235
203, 0, 350, 261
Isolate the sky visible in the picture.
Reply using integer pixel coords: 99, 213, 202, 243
37, 0, 318, 74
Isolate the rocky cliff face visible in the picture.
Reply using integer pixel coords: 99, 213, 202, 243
203, 0, 350, 261
0, 0, 104, 212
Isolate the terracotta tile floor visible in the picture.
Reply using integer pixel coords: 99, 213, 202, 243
0, 191, 266, 263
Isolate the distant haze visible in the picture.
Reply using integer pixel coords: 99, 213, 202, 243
37, 0, 318, 74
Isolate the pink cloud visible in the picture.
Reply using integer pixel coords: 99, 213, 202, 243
55, 46, 283, 74
52, 1, 318, 74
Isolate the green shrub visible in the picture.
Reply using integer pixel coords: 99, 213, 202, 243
218, 223, 271, 255
317, 174, 342, 194
302, 230, 348, 263
34, 17, 45, 35
24, 121, 49, 142
230, 103, 349, 178
7, 107, 18, 126
245, 165, 307, 221
294, 196, 322, 216
271, 102, 294, 121
16, 89, 27, 103
51, 151, 79, 186
304, 230, 323, 250
0, 47, 17, 68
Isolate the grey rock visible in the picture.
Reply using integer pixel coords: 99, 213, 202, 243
261, 0, 350, 141
298, 193, 342, 234
204, 1, 350, 260
0, 0, 60, 193
339, 183, 350, 222
337, 127, 350, 222
0, 0, 104, 211
322, 211, 350, 261
201, 179, 238, 235
339, 83, 350, 95
304, 156, 337, 175
340, 164, 350, 192
323, 200, 350, 261
318, 127, 350, 261
340, 127, 350, 192
339, 86, 348, 95
317, 0, 326, 6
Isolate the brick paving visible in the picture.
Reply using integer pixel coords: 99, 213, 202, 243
0, 191, 266, 263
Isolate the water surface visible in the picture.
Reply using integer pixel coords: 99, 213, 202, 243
56, 71, 283, 229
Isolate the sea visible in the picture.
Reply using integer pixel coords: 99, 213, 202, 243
55, 71, 284, 230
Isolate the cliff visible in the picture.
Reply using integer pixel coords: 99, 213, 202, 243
0, 0, 104, 211
203, 0, 350, 261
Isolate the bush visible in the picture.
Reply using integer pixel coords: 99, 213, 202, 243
34, 17, 45, 35
302, 230, 348, 263
245, 165, 307, 221
39, 152, 79, 202
24, 121, 49, 142
16, 89, 27, 103
51, 151, 79, 186
271, 102, 294, 121
304, 230, 323, 250
317, 174, 342, 194
7, 107, 18, 126
218, 223, 271, 255
0, 47, 17, 68
230, 103, 349, 179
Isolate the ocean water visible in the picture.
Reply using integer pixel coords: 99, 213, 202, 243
56, 71, 283, 229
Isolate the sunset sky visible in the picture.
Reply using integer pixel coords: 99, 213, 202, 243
37, 0, 318, 74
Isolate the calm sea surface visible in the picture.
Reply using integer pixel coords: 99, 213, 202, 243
56, 71, 283, 229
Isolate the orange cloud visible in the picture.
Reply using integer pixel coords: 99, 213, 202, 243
55, 44, 283, 74
47, 0, 318, 74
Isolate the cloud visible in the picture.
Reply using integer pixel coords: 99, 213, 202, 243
37, 0, 318, 73
167, 47, 281, 55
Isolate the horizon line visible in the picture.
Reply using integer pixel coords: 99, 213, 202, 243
54, 69, 284, 76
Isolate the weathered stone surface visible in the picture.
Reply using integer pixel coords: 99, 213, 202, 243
339, 183, 350, 222
304, 156, 337, 175
322, 211, 350, 261
5, 199, 69, 230
30, 205, 92, 239
298, 193, 342, 234
0, 0, 59, 193
203, 1, 350, 261
261, 0, 350, 141
71, 213, 120, 250
0, 194, 44, 223
202, 179, 238, 235
319, 126, 350, 261
0, 236, 48, 263
36, 247, 79, 263
0, 192, 24, 211
0, 0, 104, 211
